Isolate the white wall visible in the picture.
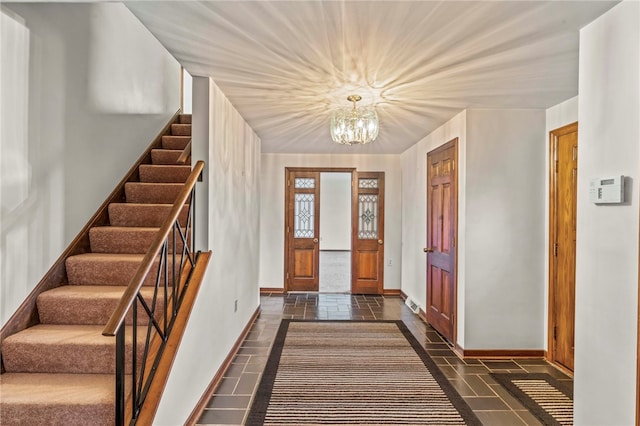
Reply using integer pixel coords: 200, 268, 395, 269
544, 96, 579, 348
260, 154, 402, 290
319, 172, 351, 250
574, 1, 640, 423
155, 78, 261, 425
0, 3, 180, 326
182, 70, 193, 114
191, 77, 210, 252
400, 110, 467, 344
546, 96, 578, 133
464, 109, 546, 350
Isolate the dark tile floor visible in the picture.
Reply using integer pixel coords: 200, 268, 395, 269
196, 294, 572, 425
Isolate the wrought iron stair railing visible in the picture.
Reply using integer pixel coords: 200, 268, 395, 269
103, 160, 205, 425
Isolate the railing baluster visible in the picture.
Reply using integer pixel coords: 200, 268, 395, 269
131, 301, 138, 419
166, 228, 171, 335
172, 222, 177, 318
163, 241, 169, 337
191, 185, 196, 254
115, 326, 125, 426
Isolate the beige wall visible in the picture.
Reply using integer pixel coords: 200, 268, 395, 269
464, 109, 546, 349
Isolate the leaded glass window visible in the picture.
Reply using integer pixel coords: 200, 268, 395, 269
294, 178, 315, 189
358, 178, 378, 189
358, 194, 378, 239
294, 194, 315, 238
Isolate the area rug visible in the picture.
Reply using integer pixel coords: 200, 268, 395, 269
490, 372, 573, 426
246, 320, 481, 425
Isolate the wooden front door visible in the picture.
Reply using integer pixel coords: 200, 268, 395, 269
426, 140, 457, 343
351, 172, 385, 294
549, 122, 578, 372
285, 170, 320, 291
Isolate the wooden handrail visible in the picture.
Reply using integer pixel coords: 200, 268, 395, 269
102, 160, 204, 337
176, 139, 191, 165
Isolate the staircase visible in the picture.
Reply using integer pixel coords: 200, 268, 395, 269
0, 115, 193, 425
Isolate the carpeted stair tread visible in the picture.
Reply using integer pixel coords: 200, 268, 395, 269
90, 226, 159, 254
0, 373, 125, 425
170, 123, 191, 136
2, 325, 145, 374
151, 149, 182, 165
162, 135, 190, 150
139, 164, 191, 183
108, 203, 189, 227
179, 114, 191, 124
65, 253, 173, 286
124, 182, 185, 204
37, 285, 163, 325
90, 226, 184, 254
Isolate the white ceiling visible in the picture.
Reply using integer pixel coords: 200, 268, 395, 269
126, 1, 617, 154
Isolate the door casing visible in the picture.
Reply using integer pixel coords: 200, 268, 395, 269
547, 121, 578, 374
425, 138, 458, 344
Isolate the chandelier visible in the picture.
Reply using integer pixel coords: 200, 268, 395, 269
330, 95, 379, 145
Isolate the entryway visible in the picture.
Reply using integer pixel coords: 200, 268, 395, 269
284, 168, 385, 294
318, 172, 351, 293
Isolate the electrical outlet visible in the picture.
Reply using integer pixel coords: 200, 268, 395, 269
234, 300, 238, 312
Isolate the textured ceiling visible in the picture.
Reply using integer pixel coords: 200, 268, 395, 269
126, 1, 617, 154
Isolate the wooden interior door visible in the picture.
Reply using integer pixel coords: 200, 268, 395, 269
286, 170, 320, 291
351, 172, 385, 294
426, 140, 457, 343
549, 122, 578, 372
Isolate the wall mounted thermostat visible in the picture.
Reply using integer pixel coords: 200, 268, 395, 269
589, 175, 625, 204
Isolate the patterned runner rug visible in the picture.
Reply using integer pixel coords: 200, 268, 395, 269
246, 320, 480, 425
490, 373, 573, 426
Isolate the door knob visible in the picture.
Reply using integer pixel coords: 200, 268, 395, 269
313, 238, 319, 243
378, 240, 383, 245
424, 247, 434, 253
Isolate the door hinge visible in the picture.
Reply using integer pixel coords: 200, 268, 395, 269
553, 326, 557, 340
555, 160, 559, 173
553, 243, 558, 257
